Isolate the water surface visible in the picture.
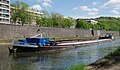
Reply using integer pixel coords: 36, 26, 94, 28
0, 39, 120, 70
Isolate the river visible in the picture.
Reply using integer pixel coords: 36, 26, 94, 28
0, 39, 120, 70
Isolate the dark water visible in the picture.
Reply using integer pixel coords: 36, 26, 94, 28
0, 39, 120, 70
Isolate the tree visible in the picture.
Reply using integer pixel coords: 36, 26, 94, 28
41, 10, 51, 18
64, 18, 73, 28
36, 11, 74, 28
93, 16, 120, 33
11, 1, 33, 25
76, 19, 92, 29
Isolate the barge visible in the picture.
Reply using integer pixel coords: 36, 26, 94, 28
10, 34, 113, 53
9, 38, 112, 52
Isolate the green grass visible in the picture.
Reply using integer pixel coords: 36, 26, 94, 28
66, 64, 86, 70
108, 47, 120, 56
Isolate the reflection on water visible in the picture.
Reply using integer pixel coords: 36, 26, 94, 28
0, 39, 120, 70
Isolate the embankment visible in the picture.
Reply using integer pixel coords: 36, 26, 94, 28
87, 46, 120, 70
0, 24, 119, 38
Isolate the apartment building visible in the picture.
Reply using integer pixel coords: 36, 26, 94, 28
0, 0, 10, 24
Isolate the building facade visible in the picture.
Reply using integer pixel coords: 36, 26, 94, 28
0, 0, 10, 24
85, 19, 98, 24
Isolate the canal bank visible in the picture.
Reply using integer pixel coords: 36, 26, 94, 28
87, 46, 120, 70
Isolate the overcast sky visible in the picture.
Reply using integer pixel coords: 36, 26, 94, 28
11, 0, 120, 18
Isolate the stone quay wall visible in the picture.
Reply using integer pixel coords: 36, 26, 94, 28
0, 24, 119, 38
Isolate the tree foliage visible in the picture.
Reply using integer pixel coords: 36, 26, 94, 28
75, 17, 120, 32
36, 11, 74, 28
76, 19, 92, 29
11, 1, 33, 25
96, 17, 120, 31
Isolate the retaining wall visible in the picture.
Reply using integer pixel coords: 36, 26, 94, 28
0, 24, 119, 38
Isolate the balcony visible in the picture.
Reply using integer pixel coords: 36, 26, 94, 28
1, 0, 9, 5
3, 19, 9, 22
0, 18, 10, 24
3, 9, 9, 13
0, 9, 2, 13
0, 5, 2, 9
2, 5, 9, 9
0, 21, 10, 24
0, 15, 2, 18
0, 15, 9, 19
2, 14, 9, 17
0, 13, 2, 16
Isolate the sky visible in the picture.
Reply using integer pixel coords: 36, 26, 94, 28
11, 0, 120, 18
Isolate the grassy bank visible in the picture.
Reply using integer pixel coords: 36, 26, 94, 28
87, 46, 120, 70
66, 64, 86, 70
108, 46, 120, 56
66, 46, 120, 70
